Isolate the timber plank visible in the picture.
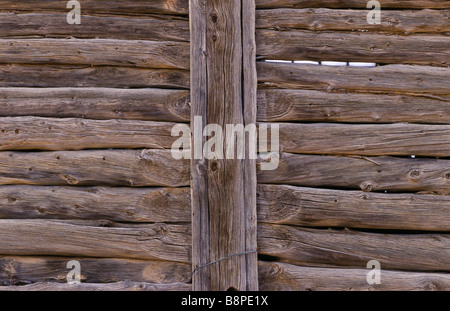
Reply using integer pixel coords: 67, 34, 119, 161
257, 62, 450, 95
0, 13, 189, 41
257, 184, 450, 231
257, 29, 449, 66
0, 150, 190, 187
259, 262, 450, 291
0, 39, 189, 70
0, 220, 191, 262
0, 88, 190, 122
257, 89, 450, 124
258, 224, 450, 271
256, 9, 450, 34
0, 257, 191, 285
258, 153, 450, 193
0, 186, 190, 222
0, 65, 189, 89
256, 0, 450, 9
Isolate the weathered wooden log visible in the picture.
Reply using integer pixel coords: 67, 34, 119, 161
0, 186, 190, 222
274, 123, 450, 157
0, 117, 180, 151
259, 262, 450, 291
258, 153, 450, 193
0, 150, 190, 187
257, 184, 450, 231
257, 29, 449, 66
0, 39, 189, 70
0, 281, 191, 291
256, 9, 450, 34
0, 0, 189, 15
0, 220, 191, 262
257, 62, 450, 95
258, 224, 450, 271
257, 89, 450, 124
256, 0, 450, 9
0, 13, 189, 41
0, 65, 189, 89
0, 88, 190, 122
0, 256, 191, 285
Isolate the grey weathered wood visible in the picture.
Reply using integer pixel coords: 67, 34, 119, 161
0, 281, 191, 291
0, 117, 180, 151
0, 220, 191, 262
0, 256, 191, 285
257, 62, 450, 95
0, 150, 190, 187
0, 65, 189, 89
0, 186, 190, 223
274, 123, 450, 157
1, 39, 189, 70
256, 0, 450, 9
257, 184, 450, 231
0, 13, 189, 41
256, 9, 450, 34
258, 224, 450, 272
190, 0, 258, 291
0, 0, 189, 15
257, 89, 450, 124
0, 88, 190, 122
258, 153, 450, 193
259, 262, 450, 291
257, 29, 449, 66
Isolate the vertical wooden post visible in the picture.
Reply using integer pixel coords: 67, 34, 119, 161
190, 0, 258, 291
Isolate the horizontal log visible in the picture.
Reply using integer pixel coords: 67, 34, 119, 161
0, 186, 190, 223
0, 13, 189, 41
0, 281, 191, 291
257, 62, 450, 95
257, 29, 449, 66
0, 150, 190, 187
258, 224, 450, 271
0, 65, 189, 89
256, 0, 450, 9
0, 117, 180, 151
257, 89, 450, 124
257, 185, 450, 231
259, 262, 450, 291
0, 0, 189, 15
0, 88, 190, 122
256, 9, 450, 34
0, 39, 189, 70
258, 153, 450, 193
0, 220, 191, 262
275, 123, 450, 157
0, 256, 191, 285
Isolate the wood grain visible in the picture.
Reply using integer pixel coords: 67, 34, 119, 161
256, 0, 450, 9
0, 0, 189, 15
259, 262, 450, 291
0, 13, 189, 41
257, 89, 450, 124
0, 256, 191, 285
257, 184, 450, 231
0, 220, 191, 262
275, 123, 450, 157
0, 88, 190, 122
258, 153, 450, 193
0, 117, 181, 151
257, 62, 450, 95
258, 224, 450, 271
0, 65, 189, 89
257, 29, 449, 66
256, 9, 450, 34
0, 186, 190, 223
0, 150, 190, 187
